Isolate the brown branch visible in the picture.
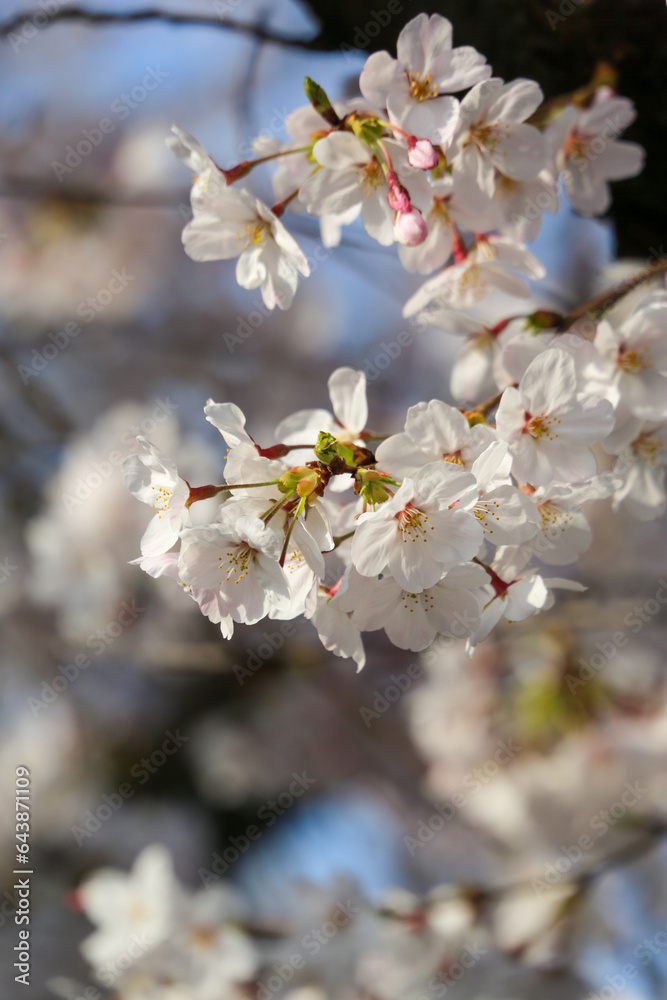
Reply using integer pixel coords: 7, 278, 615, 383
558, 254, 667, 333
0, 5, 324, 49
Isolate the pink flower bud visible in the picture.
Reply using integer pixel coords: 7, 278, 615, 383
394, 208, 428, 247
407, 136, 439, 170
386, 169, 411, 212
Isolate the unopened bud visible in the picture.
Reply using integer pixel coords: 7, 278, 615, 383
386, 170, 411, 212
394, 208, 428, 246
407, 136, 439, 170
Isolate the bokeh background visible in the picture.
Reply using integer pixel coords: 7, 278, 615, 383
2, 0, 667, 998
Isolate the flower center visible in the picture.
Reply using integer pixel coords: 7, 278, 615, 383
219, 543, 254, 584
150, 484, 173, 517
401, 590, 435, 612
428, 197, 451, 227
618, 345, 652, 373
525, 413, 560, 441
634, 433, 663, 465
442, 450, 464, 465
361, 159, 383, 195
407, 71, 438, 102
396, 503, 433, 541
238, 221, 269, 250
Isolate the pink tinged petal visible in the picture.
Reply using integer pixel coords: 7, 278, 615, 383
458, 78, 504, 126
489, 124, 548, 181
555, 396, 615, 444
413, 461, 478, 508
328, 367, 368, 434
486, 79, 544, 125
389, 532, 447, 591
236, 247, 266, 290
391, 96, 460, 146
406, 399, 469, 455
204, 401, 251, 448
595, 140, 645, 181
275, 408, 334, 445
361, 191, 395, 246
426, 508, 483, 566
298, 167, 365, 216
398, 222, 453, 274
495, 386, 526, 443
396, 12, 438, 75
271, 218, 310, 276
563, 163, 610, 216
430, 585, 481, 639
313, 131, 371, 169
312, 599, 365, 670
383, 593, 438, 652
626, 370, 667, 421
580, 95, 636, 135
359, 49, 398, 107
352, 515, 399, 577
520, 349, 577, 414
505, 576, 549, 621
441, 561, 490, 589
375, 432, 426, 478
472, 595, 506, 644
471, 440, 510, 488
432, 47, 490, 93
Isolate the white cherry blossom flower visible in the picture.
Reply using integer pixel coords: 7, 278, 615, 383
594, 298, 667, 439
122, 437, 190, 557
450, 78, 549, 200
275, 367, 368, 449
467, 441, 541, 545
352, 462, 482, 591
311, 577, 366, 670
359, 13, 490, 144
550, 93, 645, 215
469, 567, 585, 645
182, 185, 309, 310
77, 845, 184, 972
375, 398, 499, 479
495, 348, 615, 486
178, 515, 289, 625
298, 132, 397, 246
334, 562, 486, 652
403, 236, 544, 315
612, 421, 667, 521
166, 125, 227, 203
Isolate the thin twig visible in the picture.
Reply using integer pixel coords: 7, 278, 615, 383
0, 5, 323, 49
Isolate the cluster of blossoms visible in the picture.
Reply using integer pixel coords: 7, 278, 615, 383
167, 12, 644, 311
123, 285, 667, 667
58, 843, 584, 1000
120, 12, 666, 666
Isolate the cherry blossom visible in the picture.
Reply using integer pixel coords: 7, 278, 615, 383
495, 348, 615, 486
550, 92, 645, 215
122, 437, 190, 557
181, 185, 310, 310
359, 13, 490, 144
351, 463, 482, 591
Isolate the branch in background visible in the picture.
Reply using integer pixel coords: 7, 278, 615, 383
0, 5, 323, 49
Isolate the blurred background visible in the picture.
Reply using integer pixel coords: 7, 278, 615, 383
2, 0, 667, 998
